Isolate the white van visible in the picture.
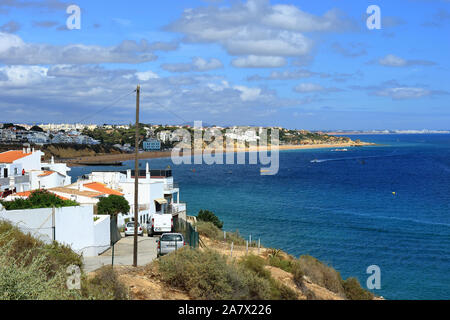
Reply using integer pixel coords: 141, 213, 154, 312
147, 212, 173, 237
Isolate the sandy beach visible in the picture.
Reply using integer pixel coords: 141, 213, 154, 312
65, 142, 375, 166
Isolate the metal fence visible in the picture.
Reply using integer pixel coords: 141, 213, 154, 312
175, 217, 199, 248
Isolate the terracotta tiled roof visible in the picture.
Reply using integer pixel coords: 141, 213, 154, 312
38, 171, 55, 177
13, 191, 70, 201
49, 187, 103, 198
0, 150, 32, 163
83, 182, 124, 196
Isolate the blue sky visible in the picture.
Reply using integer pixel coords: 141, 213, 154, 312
0, 0, 449, 130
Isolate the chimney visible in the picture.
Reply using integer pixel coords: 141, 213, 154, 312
23, 148, 26, 154
32, 147, 35, 153
146, 162, 150, 180
127, 169, 131, 180
51, 156, 55, 164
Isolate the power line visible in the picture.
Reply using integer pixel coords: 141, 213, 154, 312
75, 89, 136, 124
146, 100, 189, 124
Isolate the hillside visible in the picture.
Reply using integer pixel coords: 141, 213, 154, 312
0, 219, 379, 300
0, 143, 124, 161
109, 221, 379, 301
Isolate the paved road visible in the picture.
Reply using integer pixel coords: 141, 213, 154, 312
83, 234, 158, 273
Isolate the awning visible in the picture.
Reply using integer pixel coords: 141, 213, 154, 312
155, 198, 168, 205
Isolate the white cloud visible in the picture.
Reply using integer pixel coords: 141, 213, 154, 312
166, 0, 354, 62
379, 54, 407, 67
0, 32, 180, 65
374, 87, 432, 100
294, 83, 325, 93
377, 54, 436, 67
232, 55, 286, 68
136, 70, 159, 81
0, 64, 294, 123
0, 65, 48, 85
233, 85, 262, 101
162, 57, 223, 72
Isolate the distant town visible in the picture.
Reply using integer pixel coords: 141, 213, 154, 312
0, 122, 360, 151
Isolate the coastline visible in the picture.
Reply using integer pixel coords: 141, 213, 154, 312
66, 142, 376, 167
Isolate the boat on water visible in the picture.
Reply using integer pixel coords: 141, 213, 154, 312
310, 159, 321, 163
332, 148, 348, 152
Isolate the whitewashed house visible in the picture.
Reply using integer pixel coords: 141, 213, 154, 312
76, 163, 186, 227
0, 149, 72, 198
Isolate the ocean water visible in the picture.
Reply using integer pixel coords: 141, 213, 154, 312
70, 134, 450, 300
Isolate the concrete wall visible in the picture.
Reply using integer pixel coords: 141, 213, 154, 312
0, 207, 53, 243
0, 205, 110, 257
54, 205, 96, 256
93, 215, 110, 255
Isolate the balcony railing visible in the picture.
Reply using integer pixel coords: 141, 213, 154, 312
0, 177, 9, 187
14, 175, 30, 184
164, 183, 179, 191
160, 203, 187, 215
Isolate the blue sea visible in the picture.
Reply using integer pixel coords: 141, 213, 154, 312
70, 134, 450, 300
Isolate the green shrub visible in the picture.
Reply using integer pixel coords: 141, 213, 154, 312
196, 221, 221, 239
197, 210, 223, 229
291, 260, 305, 287
239, 255, 270, 279
0, 190, 79, 210
0, 221, 127, 300
158, 248, 246, 299
0, 233, 81, 300
81, 266, 129, 300
97, 195, 130, 217
0, 250, 79, 300
157, 248, 295, 300
0, 221, 82, 277
268, 256, 293, 273
294, 255, 346, 297
342, 277, 374, 300
196, 221, 245, 245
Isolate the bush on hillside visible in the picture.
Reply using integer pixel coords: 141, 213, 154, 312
0, 225, 81, 300
196, 220, 246, 245
0, 221, 127, 300
239, 255, 298, 300
81, 266, 129, 300
342, 277, 374, 300
197, 210, 223, 229
157, 248, 296, 300
294, 255, 346, 297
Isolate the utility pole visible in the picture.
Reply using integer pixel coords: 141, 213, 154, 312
133, 84, 140, 267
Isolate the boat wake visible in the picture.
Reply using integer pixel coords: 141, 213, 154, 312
310, 152, 401, 164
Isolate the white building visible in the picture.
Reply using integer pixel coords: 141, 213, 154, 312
77, 163, 186, 228
0, 149, 72, 198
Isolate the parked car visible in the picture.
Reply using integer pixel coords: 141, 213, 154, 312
124, 222, 143, 237
157, 233, 186, 257
147, 213, 173, 237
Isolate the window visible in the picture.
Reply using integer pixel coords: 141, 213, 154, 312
161, 234, 183, 242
